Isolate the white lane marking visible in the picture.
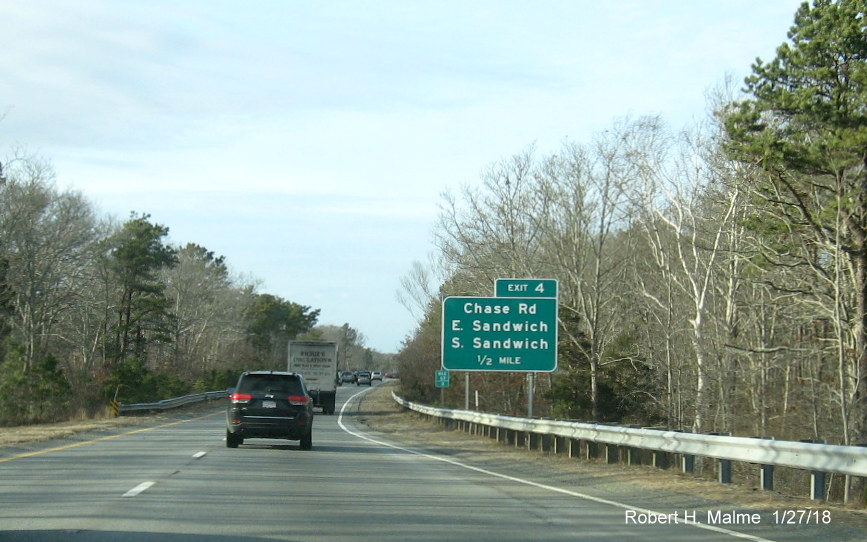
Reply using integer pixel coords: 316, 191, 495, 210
122, 481, 155, 497
337, 388, 775, 542
192, 451, 207, 459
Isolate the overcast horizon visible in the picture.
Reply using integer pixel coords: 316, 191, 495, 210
1, 0, 803, 352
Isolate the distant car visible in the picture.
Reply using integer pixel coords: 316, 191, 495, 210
340, 371, 356, 384
371, 371, 383, 381
384, 372, 399, 379
226, 371, 313, 450
356, 371, 372, 386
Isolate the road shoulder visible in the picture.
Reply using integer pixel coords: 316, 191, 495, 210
356, 382, 867, 540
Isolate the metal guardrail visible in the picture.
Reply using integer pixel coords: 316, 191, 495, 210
118, 390, 227, 415
392, 392, 867, 500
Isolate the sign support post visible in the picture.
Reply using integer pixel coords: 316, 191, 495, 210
465, 373, 470, 410
528, 373, 535, 418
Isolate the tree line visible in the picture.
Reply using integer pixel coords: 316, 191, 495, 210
395, 0, 867, 501
0, 151, 379, 425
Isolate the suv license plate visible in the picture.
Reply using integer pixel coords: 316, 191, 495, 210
263, 400, 277, 408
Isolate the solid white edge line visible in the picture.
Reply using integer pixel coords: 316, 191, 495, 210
122, 481, 155, 497
337, 387, 776, 542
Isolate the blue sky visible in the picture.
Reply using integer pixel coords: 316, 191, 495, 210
1, 1, 802, 353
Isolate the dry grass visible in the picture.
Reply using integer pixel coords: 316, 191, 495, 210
0, 399, 221, 446
4, 384, 867, 531
357, 382, 867, 531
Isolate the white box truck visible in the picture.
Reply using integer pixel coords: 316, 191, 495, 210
287, 340, 339, 415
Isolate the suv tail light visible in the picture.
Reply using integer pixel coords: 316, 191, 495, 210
230, 393, 253, 404
288, 395, 309, 406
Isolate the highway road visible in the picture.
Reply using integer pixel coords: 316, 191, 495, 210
0, 385, 862, 541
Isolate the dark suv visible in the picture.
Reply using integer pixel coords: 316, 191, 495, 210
226, 371, 313, 450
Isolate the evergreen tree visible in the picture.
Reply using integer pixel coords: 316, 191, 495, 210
246, 294, 319, 367
722, 0, 867, 499
102, 213, 178, 367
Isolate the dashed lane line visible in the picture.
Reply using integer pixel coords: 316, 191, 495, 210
0, 412, 222, 464
122, 481, 155, 497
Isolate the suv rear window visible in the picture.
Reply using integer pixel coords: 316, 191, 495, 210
237, 374, 304, 395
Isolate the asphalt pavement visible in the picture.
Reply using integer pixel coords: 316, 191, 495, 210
1, 384, 865, 541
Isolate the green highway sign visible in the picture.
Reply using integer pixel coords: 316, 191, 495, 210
495, 278, 558, 298
442, 296, 558, 372
435, 369, 450, 388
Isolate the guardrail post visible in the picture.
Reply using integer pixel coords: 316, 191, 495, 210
718, 459, 732, 484
682, 454, 695, 474
625, 426, 641, 466
394, 393, 867, 507
761, 464, 775, 491
801, 439, 828, 500
707, 432, 732, 483
811, 470, 828, 500
570, 439, 583, 459
752, 436, 775, 490
673, 430, 696, 473
652, 450, 670, 469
